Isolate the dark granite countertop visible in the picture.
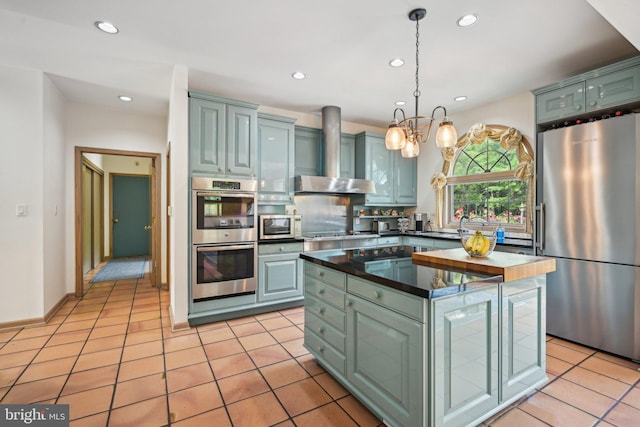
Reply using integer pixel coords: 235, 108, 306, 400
300, 245, 502, 299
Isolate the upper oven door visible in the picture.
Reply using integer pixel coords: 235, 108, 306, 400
260, 215, 294, 240
192, 191, 256, 244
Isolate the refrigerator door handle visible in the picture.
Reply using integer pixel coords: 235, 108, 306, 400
535, 203, 545, 251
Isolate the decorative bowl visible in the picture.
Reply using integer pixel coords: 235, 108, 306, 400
459, 224, 497, 258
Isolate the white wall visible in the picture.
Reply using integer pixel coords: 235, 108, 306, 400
42, 74, 68, 314
65, 103, 168, 289
415, 91, 536, 224
0, 65, 45, 322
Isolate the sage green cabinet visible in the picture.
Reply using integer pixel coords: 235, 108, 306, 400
257, 114, 296, 204
294, 126, 321, 176
355, 131, 417, 206
257, 242, 303, 302
340, 133, 356, 179
534, 57, 640, 124
189, 92, 258, 177
346, 293, 424, 427
432, 285, 499, 427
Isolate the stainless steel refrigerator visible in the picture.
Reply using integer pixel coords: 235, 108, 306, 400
536, 113, 640, 361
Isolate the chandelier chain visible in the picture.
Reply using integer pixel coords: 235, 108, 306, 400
414, 16, 420, 99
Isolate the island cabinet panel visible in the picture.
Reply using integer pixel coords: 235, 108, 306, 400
346, 294, 424, 427
257, 253, 302, 302
500, 276, 546, 401
432, 286, 499, 427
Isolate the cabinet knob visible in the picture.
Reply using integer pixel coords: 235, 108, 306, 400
318, 288, 325, 295
319, 272, 324, 278
279, 246, 284, 251
589, 101, 597, 107
346, 300, 353, 307
374, 291, 382, 299
575, 105, 582, 111
319, 327, 325, 335
319, 346, 325, 353
319, 307, 325, 315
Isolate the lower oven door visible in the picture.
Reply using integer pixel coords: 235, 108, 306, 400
192, 243, 257, 300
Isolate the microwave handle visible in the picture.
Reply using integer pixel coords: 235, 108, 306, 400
195, 191, 256, 199
196, 243, 255, 253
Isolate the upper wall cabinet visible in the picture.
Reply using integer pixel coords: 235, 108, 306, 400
257, 114, 296, 205
189, 92, 258, 178
294, 126, 356, 178
533, 56, 640, 125
354, 132, 417, 206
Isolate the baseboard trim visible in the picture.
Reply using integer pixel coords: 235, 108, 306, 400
0, 292, 74, 331
168, 304, 191, 332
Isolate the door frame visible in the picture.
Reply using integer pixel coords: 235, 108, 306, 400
75, 147, 161, 297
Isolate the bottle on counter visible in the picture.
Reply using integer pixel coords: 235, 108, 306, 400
496, 224, 505, 244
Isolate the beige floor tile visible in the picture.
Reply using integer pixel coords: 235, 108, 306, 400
247, 344, 292, 367
280, 337, 308, 357
67, 411, 109, 427
562, 366, 632, 400
56, 320, 96, 334
0, 366, 26, 388
124, 329, 162, 346
254, 311, 282, 321
260, 359, 310, 389
604, 402, 640, 426
490, 407, 548, 426
0, 330, 19, 343
112, 373, 167, 408
273, 421, 295, 427
108, 395, 168, 427
519, 391, 598, 426
198, 327, 236, 345
546, 341, 591, 365
61, 365, 119, 396
238, 332, 278, 351
117, 354, 165, 382
337, 395, 381, 427
0, 349, 38, 369
0, 336, 50, 354
12, 324, 59, 340
594, 352, 640, 371
81, 334, 125, 354
203, 338, 244, 360
46, 330, 90, 347
121, 339, 163, 362
226, 315, 257, 327
269, 325, 304, 343
73, 348, 121, 372
314, 372, 349, 399
542, 378, 615, 417
127, 318, 162, 333
296, 354, 326, 376
226, 391, 288, 427
168, 382, 223, 423
284, 312, 304, 325
57, 385, 114, 420
94, 314, 130, 328
196, 320, 229, 332
1, 375, 67, 403
231, 321, 267, 337
164, 346, 207, 370
88, 324, 128, 340
166, 362, 214, 393
545, 355, 573, 377
259, 316, 294, 331
580, 356, 640, 384
622, 386, 640, 410
17, 356, 76, 383
210, 352, 256, 379
171, 407, 231, 427
129, 310, 160, 323
218, 369, 270, 404
275, 377, 332, 417
292, 401, 358, 427
162, 327, 195, 339
163, 333, 201, 353
33, 342, 83, 363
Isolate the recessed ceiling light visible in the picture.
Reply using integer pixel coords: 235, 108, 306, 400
95, 21, 119, 34
395, 101, 406, 106
457, 14, 478, 27
454, 96, 467, 102
389, 58, 404, 67
291, 72, 306, 80
118, 95, 132, 102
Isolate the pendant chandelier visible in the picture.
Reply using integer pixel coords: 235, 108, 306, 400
385, 8, 457, 158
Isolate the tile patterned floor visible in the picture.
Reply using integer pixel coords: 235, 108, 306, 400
1, 271, 639, 426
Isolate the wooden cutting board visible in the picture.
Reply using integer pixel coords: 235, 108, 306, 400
412, 248, 556, 282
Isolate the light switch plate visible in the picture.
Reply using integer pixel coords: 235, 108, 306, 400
16, 204, 26, 216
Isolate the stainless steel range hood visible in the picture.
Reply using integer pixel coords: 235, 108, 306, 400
294, 106, 376, 194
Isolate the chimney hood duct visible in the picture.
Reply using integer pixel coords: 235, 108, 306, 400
294, 106, 376, 194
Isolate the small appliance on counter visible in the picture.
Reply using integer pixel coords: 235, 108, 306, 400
372, 219, 392, 234
259, 214, 302, 240
413, 212, 424, 232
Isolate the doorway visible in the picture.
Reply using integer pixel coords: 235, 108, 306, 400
112, 174, 151, 257
75, 147, 161, 297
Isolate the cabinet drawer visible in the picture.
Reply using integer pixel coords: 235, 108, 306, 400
305, 294, 346, 332
306, 277, 345, 310
377, 236, 401, 246
305, 311, 346, 353
304, 329, 346, 376
304, 262, 346, 290
258, 242, 303, 255
347, 277, 425, 322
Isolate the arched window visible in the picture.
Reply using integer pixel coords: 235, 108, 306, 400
431, 124, 534, 234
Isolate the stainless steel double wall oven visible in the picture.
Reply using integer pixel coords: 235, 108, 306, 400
191, 177, 258, 300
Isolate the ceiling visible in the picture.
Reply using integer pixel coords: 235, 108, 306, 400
0, 0, 638, 128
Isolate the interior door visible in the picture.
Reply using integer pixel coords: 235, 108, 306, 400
112, 174, 151, 257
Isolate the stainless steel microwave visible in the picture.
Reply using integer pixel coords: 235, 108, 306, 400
259, 215, 302, 240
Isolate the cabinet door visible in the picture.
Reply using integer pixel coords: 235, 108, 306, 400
258, 118, 294, 204
536, 82, 585, 123
432, 287, 499, 427
586, 65, 640, 111
394, 153, 417, 205
189, 97, 226, 174
501, 277, 546, 401
295, 126, 321, 176
226, 104, 257, 177
346, 294, 424, 427
362, 134, 394, 205
258, 252, 302, 302
340, 134, 355, 178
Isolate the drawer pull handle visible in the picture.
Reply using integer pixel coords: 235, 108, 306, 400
319, 346, 325, 353
319, 308, 325, 315
346, 300, 353, 307
318, 288, 325, 295
319, 327, 325, 334
319, 272, 325, 277
374, 291, 382, 299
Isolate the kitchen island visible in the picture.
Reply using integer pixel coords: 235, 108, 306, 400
301, 245, 555, 427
